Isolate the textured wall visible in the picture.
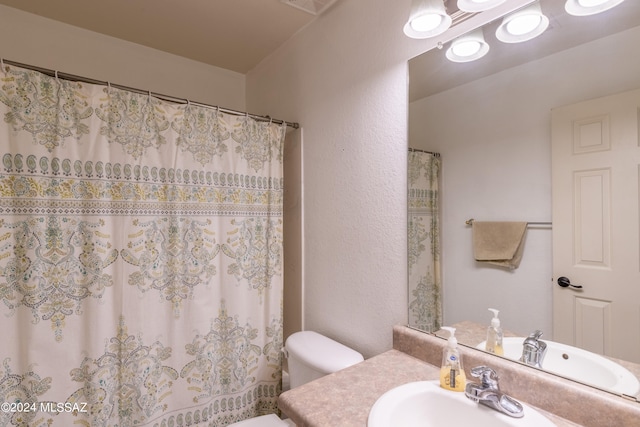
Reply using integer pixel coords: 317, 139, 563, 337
246, 0, 425, 357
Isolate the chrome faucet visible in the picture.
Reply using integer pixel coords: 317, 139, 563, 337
520, 330, 547, 369
464, 366, 524, 418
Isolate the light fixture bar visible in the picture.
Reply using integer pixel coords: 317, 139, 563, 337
281, 0, 339, 15
457, 0, 508, 13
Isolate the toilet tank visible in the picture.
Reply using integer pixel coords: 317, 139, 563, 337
284, 331, 364, 389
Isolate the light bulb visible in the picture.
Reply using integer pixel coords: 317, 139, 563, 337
404, 0, 453, 39
496, 2, 549, 43
410, 13, 443, 32
452, 40, 482, 57
565, 0, 625, 16
578, 0, 611, 6
446, 28, 489, 62
506, 14, 542, 36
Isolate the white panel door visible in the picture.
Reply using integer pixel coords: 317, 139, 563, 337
552, 88, 640, 364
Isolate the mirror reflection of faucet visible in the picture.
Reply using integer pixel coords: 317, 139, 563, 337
520, 330, 548, 369
464, 366, 524, 418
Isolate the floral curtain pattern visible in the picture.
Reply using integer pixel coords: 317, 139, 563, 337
0, 64, 285, 427
408, 151, 442, 333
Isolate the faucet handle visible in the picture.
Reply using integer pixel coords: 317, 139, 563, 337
521, 330, 548, 368
528, 330, 544, 340
470, 366, 499, 388
524, 330, 547, 351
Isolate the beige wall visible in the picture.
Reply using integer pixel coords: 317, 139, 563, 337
0, 4, 245, 110
284, 129, 304, 340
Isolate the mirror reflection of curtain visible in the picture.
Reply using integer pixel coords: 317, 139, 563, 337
408, 150, 441, 333
0, 64, 285, 426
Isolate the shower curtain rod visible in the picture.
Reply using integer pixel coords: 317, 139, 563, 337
1, 58, 300, 130
409, 147, 440, 157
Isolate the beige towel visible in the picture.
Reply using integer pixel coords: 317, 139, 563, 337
472, 221, 527, 269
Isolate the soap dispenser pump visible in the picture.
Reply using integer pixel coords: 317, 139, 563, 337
485, 308, 504, 356
439, 326, 466, 392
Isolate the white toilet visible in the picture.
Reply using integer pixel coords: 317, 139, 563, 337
229, 414, 294, 427
228, 330, 364, 427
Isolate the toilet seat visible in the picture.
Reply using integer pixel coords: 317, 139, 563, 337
227, 414, 295, 427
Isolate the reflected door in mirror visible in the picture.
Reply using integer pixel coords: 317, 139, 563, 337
552, 88, 640, 364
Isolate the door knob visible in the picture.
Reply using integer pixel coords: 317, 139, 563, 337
557, 276, 583, 289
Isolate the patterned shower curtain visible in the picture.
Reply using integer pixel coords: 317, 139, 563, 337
407, 150, 442, 333
0, 64, 285, 427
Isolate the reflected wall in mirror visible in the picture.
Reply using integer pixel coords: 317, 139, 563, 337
408, 0, 640, 399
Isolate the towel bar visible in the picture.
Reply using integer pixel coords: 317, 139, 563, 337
465, 218, 552, 227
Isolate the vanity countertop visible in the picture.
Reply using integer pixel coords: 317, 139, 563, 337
278, 349, 578, 427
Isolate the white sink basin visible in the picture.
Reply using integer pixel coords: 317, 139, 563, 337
477, 337, 640, 396
368, 380, 555, 427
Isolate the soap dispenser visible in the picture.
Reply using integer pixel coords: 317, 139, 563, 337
485, 308, 504, 356
439, 327, 466, 392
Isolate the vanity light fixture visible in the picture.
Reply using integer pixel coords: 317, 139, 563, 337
445, 28, 490, 62
457, 0, 507, 13
564, 0, 625, 16
495, 1, 549, 43
403, 0, 452, 39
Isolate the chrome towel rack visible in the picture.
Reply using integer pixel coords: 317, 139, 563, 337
465, 218, 552, 227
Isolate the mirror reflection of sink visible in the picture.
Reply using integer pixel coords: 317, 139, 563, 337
367, 380, 555, 427
477, 337, 640, 396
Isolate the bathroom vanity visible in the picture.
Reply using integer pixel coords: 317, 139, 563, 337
279, 326, 640, 426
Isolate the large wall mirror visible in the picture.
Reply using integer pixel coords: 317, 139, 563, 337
408, 0, 640, 401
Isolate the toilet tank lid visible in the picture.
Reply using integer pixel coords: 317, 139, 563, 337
285, 331, 364, 374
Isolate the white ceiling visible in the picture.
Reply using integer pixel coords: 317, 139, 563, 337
0, 0, 337, 74
5, 0, 637, 91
